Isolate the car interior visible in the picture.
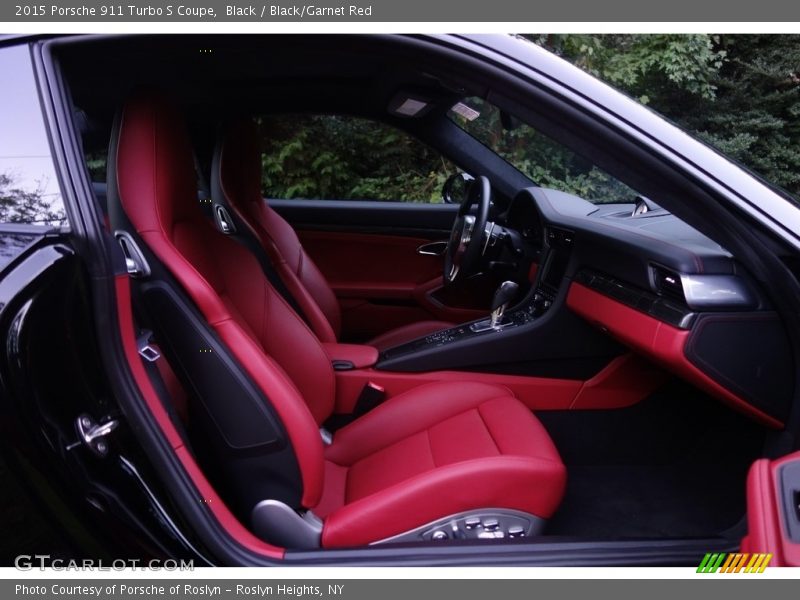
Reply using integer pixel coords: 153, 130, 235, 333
52, 34, 796, 558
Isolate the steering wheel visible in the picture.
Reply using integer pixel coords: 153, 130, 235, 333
444, 175, 491, 284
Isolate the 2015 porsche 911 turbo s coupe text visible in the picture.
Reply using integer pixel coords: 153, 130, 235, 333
1, 33, 800, 566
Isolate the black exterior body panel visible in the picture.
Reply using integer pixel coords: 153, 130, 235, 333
0, 237, 208, 564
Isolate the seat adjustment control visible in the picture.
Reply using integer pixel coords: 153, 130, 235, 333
464, 517, 481, 530
398, 510, 545, 544
373, 509, 546, 545
508, 525, 525, 538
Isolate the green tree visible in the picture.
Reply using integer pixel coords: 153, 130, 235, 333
258, 36, 800, 202
531, 34, 725, 104
686, 35, 800, 194
0, 172, 65, 225
450, 97, 638, 203
532, 34, 800, 197
260, 115, 455, 202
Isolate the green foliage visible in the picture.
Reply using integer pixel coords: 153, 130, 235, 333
684, 35, 800, 194
260, 115, 455, 202
260, 36, 800, 203
531, 34, 725, 102
451, 97, 638, 203
85, 154, 107, 182
532, 34, 800, 198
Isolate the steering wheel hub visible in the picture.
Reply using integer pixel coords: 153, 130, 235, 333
446, 215, 475, 282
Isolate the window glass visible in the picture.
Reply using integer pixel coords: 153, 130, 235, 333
0, 45, 67, 227
448, 97, 640, 204
259, 115, 457, 203
85, 151, 106, 183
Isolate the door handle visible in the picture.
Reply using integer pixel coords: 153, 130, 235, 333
417, 240, 448, 256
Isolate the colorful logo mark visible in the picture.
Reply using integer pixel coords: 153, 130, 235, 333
697, 553, 772, 573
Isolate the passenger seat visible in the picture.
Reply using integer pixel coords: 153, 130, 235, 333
210, 118, 454, 350
109, 89, 566, 548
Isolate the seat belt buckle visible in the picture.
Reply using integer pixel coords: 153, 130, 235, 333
354, 381, 385, 416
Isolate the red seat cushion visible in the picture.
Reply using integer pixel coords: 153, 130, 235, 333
314, 381, 566, 547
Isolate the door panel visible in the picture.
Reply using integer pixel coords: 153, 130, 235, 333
744, 451, 800, 566
269, 199, 458, 236
272, 200, 493, 341
296, 229, 489, 340
297, 231, 443, 294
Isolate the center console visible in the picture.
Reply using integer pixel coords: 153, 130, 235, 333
378, 227, 575, 368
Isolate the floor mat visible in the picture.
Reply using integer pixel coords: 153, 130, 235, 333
547, 463, 749, 538
538, 381, 766, 538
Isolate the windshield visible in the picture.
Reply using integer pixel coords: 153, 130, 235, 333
448, 97, 641, 204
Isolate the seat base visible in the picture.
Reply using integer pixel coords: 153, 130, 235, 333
251, 499, 323, 549
315, 380, 566, 547
372, 508, 546, 544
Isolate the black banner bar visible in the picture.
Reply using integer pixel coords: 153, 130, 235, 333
4, 0, 800, 22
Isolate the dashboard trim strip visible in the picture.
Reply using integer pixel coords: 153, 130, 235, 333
566, 282, 783, 429
574, 270, 696, 329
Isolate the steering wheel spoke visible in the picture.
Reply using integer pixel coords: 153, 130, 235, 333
444, 176, 491, 285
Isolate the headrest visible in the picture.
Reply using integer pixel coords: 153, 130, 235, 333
214, 117, 263, 220
114, 89, 201, 237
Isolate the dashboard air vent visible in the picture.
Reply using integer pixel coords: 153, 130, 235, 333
652, 266, 685, 303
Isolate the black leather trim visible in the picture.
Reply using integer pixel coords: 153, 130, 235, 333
685, 312, 793, 423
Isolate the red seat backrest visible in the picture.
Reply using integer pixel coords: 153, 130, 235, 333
113, 89, 333, 508
215, 119, 342, 342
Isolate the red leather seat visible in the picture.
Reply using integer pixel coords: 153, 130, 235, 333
314, 381, 566, 546
113, 90, 566, 547
212, 118, 454, 350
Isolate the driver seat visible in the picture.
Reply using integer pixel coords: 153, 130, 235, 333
211, 118, 454, 350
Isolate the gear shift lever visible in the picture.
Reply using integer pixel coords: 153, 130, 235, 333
468, 281, 520, 333
490, 281, 519, 329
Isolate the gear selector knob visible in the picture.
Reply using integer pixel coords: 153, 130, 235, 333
490, 281, 519, 329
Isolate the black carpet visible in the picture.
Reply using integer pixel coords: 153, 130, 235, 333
538, 381, 767, 539
547, 463, 750, 538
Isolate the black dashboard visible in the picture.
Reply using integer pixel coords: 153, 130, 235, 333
507, 186, 754, 306
506, 187, 792, 425
378, 185, 794, 428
